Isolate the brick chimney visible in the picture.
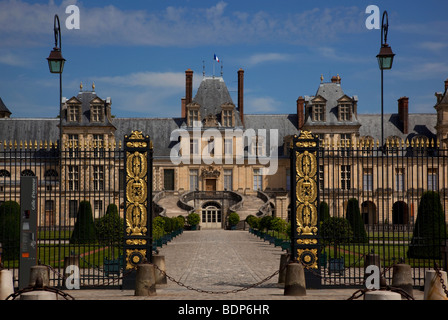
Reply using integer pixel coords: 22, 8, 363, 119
297, 96, 305, 129
398, 96, 409, 134
185, 69, 193, 105
445, 78, 448, 92
331, 74, 341, 84
238, 68, 244, 125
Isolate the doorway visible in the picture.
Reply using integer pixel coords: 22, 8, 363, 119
201, 201, 222, 229
205, 179, 216, 191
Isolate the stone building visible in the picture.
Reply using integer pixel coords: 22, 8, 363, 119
0, 69, 446, 229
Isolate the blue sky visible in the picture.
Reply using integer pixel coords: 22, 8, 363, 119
0, 0, 447, 119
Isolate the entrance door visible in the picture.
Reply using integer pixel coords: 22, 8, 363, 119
164, 169, 175, 190
201, 202, 222, 229
205, 179, 216, 191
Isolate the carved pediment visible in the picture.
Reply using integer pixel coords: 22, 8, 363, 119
204, 114, 219, 127
201, 165, 220, 178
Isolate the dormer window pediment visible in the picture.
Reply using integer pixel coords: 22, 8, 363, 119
310, 96, 326, 122
66, 97, 82, 123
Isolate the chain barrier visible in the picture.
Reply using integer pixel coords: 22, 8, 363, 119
434, 263, 448, 298
151, 261, 287, 295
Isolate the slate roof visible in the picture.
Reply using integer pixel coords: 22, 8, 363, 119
191, 76, 244, 127
304, 81, 360, 127
62, 91, 115, 128
0, 97, 11, 115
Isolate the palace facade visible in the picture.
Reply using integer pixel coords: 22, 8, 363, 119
0, 69, 447, 229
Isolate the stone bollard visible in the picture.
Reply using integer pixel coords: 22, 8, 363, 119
278, 253, 289, 284
20, 291, 57, 300
424, 270, 448, 300
364, 291, 402, 300
391, 264, 413, 298
284, 262, 306, 296
29, 265, 50, 287
0, 269, 14, 300
152, 255, 167, 285
135, 263, 157, 296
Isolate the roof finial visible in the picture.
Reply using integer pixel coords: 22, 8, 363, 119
92, 81, 95, 91
320, 74, 323, 83
80, 82, 83, 91
202, 60, 205, 77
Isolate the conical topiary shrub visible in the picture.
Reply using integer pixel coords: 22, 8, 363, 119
345, 198, 368, 243
0, 201, 20, 260
70, 201, 97, 244
408, 191, 447, 259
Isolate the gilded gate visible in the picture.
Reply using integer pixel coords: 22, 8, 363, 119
123, 131, 153, 288
290, 131, 321, 287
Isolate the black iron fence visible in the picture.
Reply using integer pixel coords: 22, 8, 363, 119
0, 140, 127, 288
318, 137, 448, 287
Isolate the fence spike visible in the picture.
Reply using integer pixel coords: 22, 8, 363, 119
14, 140, 17, 149
34, 140, 37, 149
39, 140, 43, 149
44, 140, 48, 149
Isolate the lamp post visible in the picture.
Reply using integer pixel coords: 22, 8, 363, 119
47, 14, 65, 148
376, 11, 395, 148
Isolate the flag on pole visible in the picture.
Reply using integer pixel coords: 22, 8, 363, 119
214, 54, 220, 63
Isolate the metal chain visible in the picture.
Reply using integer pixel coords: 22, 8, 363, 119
151, 261, 287, 295
434, 263, 448, 298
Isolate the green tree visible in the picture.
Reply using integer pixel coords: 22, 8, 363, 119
319, 201, 330, 223
408, 191, 447, 259
259, 215, 274, 231
321, 216, 354, 257
246, 215, 259, 229
95, 204, 123, 245
187, 212, 200, 228
0, 201, 20, 260
228, 212, 240, 227
345, 198, 368, 243
271, 217, 287, 234
70, 201, 97, 244
153, 216, 166, 239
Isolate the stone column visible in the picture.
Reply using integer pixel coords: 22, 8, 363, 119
135, 263, 157, 296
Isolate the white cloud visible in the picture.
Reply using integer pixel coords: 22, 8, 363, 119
246, 96, 279, 113
244, 53, 294, 67
95, 71, 185, 89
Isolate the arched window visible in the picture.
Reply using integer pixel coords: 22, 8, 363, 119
21, 169, 35, 176
0, 169, 11, 177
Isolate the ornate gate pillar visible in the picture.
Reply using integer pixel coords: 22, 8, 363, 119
290, 131, 321, 288
123, 131, 153, 289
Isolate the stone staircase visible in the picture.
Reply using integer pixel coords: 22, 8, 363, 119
155, 193, 268, 222
234, 195, 266, 221
156, 194, 190, 218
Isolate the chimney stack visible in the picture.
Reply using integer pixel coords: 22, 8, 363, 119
331, 74, 341, 84
444, 78, 448, 92
398, 96, 409, 134
238, 68, 244, 125
185, 69, 193, 105
297, 96, 305, 129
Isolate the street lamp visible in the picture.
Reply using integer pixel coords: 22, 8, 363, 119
376, 11, 395, 148
47, 14, 65, 148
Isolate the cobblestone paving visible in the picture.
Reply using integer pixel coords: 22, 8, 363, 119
66, 229, 424, 300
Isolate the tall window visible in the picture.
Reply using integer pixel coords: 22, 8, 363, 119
222, 109, 233, 127
286, 168, 291, 191
93, 134, 104, 157
94, 200, 103, 215
93, 165, 104, 191
69, 200, 78, 218
68, 165, 79, 191
363, 168, 373, 191
189, 169, 199, 190
224, 138, 233, 155
428, 168, 438, 191
340, 133, 351, 156
319, 165, 324, 191
224, 169, 233, 190
67, 134, 79, 157
91, 105, 103, 122
190, 138, 199, 155
341, 165, 351, 190
312, 104, 325, 121
253, 168, 263, 191
395, 168, 404, 192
